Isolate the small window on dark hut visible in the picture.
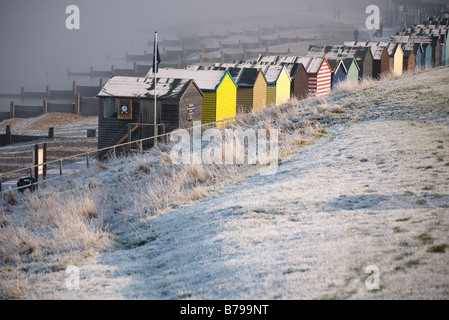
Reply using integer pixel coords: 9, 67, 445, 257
104, 98, 117, 118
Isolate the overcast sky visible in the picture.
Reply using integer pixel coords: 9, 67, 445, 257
0, 0, 444, 93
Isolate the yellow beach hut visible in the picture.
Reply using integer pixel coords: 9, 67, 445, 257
387, 43, 404, 76
228, 67, 267, 113
255, 64, 291, 106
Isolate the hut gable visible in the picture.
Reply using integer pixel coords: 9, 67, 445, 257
342, 58, 360, 83
255, 64, 291, 106
306, 58, 332, 96
231, 68, 267, 113
327, 59, 347, 89
235, 68, 264, 88
387, 43, 404, 76
281, 62, 309, 100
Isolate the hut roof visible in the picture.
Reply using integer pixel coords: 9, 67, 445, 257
307, 57, 326, 73
146, 68, 234, 91
307, 45, 371, 62
341, 58, 360, 71
327, 59, 347, 73
387, 42, 402, 56
344, 41, 389, 60
232, 68, 264, 87
98, 76, 203, 99
258, 64, 287, 83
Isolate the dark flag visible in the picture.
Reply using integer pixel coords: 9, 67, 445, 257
153, 32, 161, 74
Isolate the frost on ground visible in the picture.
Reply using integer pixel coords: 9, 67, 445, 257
1, 68, 448, 300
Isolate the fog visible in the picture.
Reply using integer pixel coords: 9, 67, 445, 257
0, 0, 440, 94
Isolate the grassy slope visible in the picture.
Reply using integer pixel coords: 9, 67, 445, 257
1, 68, 448, 299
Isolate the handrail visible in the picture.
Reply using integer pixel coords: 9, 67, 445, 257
101, 124, 140, 159
0, 115, 240, 192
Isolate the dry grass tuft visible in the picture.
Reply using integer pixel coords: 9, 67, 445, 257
5, 189, 18, 206
0, 278, 29, 300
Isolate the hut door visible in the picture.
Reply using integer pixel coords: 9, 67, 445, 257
141, 100, 161, 138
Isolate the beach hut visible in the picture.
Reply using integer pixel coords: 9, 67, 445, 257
281, 61, 309, 100
97, 76, 203, 154
305, 57, 332, 96
228, 67, 267, 113
421, 42, 433, 68
254, 64, 291, 106
402, 45, 416, 71
326, 59, 347, 89
410, 43, 425, 70
386, 42, 404, 76
148, 68, 237, 125
341, 58, 360, 84
368, 45, 390, 79
439, 28, 449, 66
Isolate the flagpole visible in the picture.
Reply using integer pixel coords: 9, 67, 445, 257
154, 31, 158, 148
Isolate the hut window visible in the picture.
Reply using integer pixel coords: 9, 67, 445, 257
104, 98, 117, 118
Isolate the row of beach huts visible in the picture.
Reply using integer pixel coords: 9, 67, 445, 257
97, 12, 449, 155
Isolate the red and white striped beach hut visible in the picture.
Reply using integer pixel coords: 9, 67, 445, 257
305, 57, 332, 96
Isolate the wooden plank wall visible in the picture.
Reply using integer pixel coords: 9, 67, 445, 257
252, 72, 267, 112
215, 74, 237, 124
292, 67, 309, 100
98, 99, 141, 150
178, 83, 203, 129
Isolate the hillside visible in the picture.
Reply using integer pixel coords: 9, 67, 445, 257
1, 67, 448, 300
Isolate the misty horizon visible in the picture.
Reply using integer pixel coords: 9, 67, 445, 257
0, 0, 445, 95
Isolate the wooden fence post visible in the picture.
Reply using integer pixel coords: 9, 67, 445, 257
10, 101, 15, 119
72, 80, 77, 96
5, 125, 11, 145
76, 93, 81, 115
43, 143, 47, 180
34, 144, 39, 182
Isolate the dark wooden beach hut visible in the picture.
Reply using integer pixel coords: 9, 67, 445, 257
97, 76, 203, 156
